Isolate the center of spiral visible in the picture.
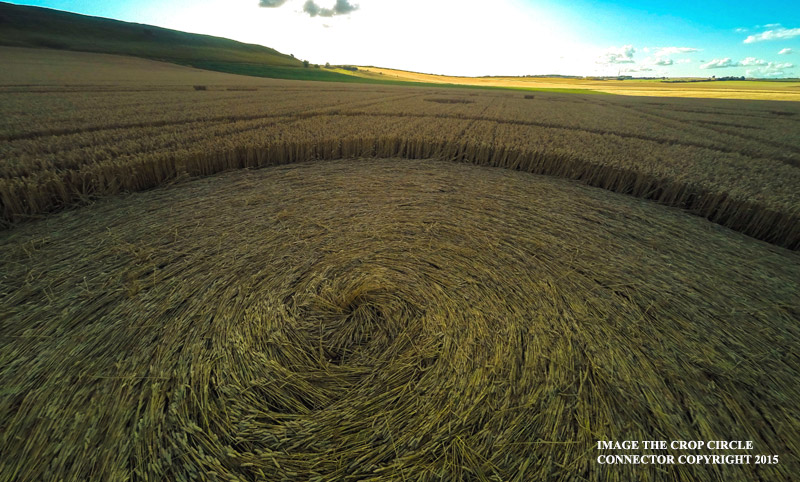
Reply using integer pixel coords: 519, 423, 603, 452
295, 277, 419, 367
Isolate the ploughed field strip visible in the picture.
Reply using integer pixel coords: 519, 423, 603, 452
2, 159, 799, 481
1, 80, 800, 249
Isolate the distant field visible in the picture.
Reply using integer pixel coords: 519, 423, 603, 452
358, 67, 800, 101
2, 47, 800, 482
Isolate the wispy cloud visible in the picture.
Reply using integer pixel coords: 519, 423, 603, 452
643, 47, 698, 68
303, 0, 359, 17
700, 58, 737, 69
621, 67, 653, 74
701, 57, 791, 71
597, 45, 636, 64
676, 59, 692, 64
744, 27, 800, 43
739, 57, 767, 66
779, 48, 793, 55
747, 61, 795, 78
654, 47, 699, 56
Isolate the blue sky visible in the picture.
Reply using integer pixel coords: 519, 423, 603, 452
9, 0, 800, 77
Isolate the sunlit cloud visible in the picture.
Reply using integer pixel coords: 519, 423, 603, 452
779, 48, 793, 55
700, 58, 737, 69
654, 47, 699, 56
746, 61, 794, 77
739, 57, 767, 66
744, 27, 800, 43
597, 45, 636, 64
621, 67, 653, 73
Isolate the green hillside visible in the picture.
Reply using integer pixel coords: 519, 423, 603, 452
0, 2, 364, 82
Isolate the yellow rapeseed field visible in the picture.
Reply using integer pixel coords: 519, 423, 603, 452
358, 66, 800, 101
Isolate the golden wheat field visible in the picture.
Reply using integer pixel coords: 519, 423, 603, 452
357, 67, 800, 101
2, 47, 800, 481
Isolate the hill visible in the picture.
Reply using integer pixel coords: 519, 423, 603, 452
0, 2, 365, 82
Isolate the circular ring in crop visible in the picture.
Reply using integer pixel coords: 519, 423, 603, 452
2, 158, 799, 481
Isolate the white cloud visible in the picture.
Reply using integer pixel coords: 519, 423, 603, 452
701, 57, 791, 72
654, 47, 699, 56
779, 48, 793, 55
735, 27, 748, 33
747, 61, 795, 78
641, 48, 698, 69
744, 27, 800, 43
700, 58, 737, 69
762, 23, 781, 28
597, 45, 636, 64
677, 58, 692, 64
700, 58, 735, 69
739, 57, 767, 66
620, 67, 653, 74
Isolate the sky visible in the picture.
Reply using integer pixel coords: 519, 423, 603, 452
10, 0, 800, 78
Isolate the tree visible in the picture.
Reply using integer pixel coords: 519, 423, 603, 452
303, 60, 310, 68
